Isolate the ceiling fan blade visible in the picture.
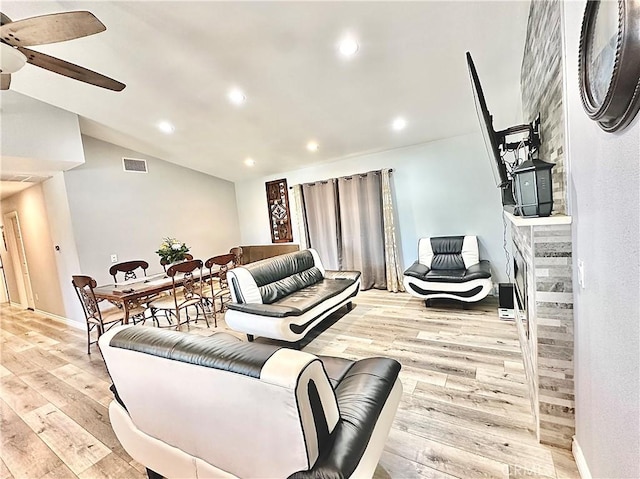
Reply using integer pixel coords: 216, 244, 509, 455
0, 12, 12, 26
19, 47, 125, 91
1, 74, 10, 90
0, 11, 105, 47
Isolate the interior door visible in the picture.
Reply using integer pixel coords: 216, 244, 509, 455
4, 212, 35, 310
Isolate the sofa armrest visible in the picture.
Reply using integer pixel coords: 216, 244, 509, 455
226, 302, 302, 318
403, 260, 430, 279
288, 358, 401, 479
324, 270, 361, 282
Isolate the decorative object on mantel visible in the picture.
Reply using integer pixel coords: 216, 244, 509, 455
265, 178, 293, 243
579, 0, 640, 132
156, 237, 190, 264
512, 158, 555, 217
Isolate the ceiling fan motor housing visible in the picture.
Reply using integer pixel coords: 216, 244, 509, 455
0, 42, 27, 73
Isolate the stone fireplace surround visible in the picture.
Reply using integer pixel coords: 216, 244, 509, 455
505, 211, 574, 450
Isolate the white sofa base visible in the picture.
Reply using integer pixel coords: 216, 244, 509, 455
110, 401, 236, 478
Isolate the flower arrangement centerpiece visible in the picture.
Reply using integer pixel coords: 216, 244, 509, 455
156, 237, 190, 264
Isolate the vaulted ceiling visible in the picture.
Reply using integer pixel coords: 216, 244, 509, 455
2, 1, 530, 183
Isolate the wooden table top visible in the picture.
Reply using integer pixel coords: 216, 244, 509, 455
93, 271, 216, 303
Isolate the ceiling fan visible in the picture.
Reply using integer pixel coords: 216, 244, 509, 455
0, 10, 125, 91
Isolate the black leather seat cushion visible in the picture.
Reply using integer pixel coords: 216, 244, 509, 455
289, 357, 401, 479
404, 260, 491, 283
273, 277, 356, 314
227, 274, 359, 318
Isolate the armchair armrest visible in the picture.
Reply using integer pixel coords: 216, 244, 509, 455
227, 302, 302, 318
403, 261, 430, 279
464, 260, 492, 280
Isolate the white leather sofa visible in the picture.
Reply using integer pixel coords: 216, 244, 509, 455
99, 325, 402, 479
225, 249, 361, 343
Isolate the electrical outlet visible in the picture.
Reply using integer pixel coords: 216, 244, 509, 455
111, 254, 118, 263
577, 259, 585, 289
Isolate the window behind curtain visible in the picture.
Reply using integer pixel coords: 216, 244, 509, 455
301, 172, 387, 290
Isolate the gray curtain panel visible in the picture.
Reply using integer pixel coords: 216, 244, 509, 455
301, 180, 341, 270
338, 173, 386, 290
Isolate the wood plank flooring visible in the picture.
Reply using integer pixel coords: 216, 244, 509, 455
0, 292, 580, 478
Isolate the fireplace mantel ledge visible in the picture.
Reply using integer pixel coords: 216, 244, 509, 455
503, 210, 572, 227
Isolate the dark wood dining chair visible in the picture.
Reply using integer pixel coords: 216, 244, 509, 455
160, 253, 194, 272
109, 259, 161, 324
72, 275, 145, 354
148, 259, 208, 330
109, 260, 149, 283
202, 253, 236, 326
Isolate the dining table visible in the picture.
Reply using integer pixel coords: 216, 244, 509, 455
93, 270, 217, 324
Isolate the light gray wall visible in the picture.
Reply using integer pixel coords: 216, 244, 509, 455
235, 133, 509, 284
41, 173, 85, 323
65, 136, 241, 286
563, 2, 640, 477
0, 91, 84, 174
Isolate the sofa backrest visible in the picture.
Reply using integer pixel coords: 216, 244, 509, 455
418, 235, 480, 270
228, 249, 325, 305
99, 326, 340, 478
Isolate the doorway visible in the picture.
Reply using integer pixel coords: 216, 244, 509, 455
3, 211, 35, 310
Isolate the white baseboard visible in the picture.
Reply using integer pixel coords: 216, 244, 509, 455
35, 309, 85, 330
572, 436, 592, 479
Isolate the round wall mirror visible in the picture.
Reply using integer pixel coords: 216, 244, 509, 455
579, 0, 640, 132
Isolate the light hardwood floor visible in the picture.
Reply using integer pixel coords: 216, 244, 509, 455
0, 291, 580, 478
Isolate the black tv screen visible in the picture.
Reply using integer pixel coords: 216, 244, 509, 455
466, 52, 509, 189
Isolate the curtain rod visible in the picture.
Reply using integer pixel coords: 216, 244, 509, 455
288, 168, 393, 189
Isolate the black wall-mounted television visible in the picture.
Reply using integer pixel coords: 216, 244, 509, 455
466, 51, 547, 214
466, 52, 510, 190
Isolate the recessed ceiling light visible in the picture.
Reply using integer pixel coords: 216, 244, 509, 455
307, 141, 319, 152
339, 37, 359, 57
244, 158, 255, 167
392, 117, 407, 131
228, 88, 246, 105
157, 121, 175, 134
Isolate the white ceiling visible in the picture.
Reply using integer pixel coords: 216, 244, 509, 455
2, 1, 531, 183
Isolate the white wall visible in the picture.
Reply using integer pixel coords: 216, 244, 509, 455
64, 136, 242, 286
235, 133, 509, 283
562, 2, 640, 477
0, 91, 84, 174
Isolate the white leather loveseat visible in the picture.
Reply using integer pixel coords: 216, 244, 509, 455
225, 249, 361, 343
99, 325, 402, 479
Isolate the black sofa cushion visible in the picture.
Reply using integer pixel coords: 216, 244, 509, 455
227, 274, 358, 318
245, 250, 324, 304
403, 260, 491, 284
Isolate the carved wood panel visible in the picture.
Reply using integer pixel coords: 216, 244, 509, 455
265, 178, 293, 243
